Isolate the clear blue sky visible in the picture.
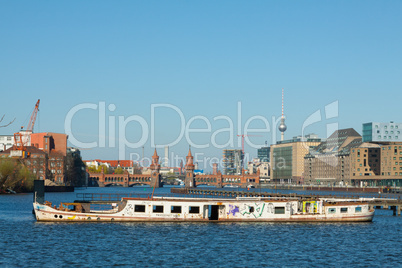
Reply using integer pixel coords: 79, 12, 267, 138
1, 1, 401, 169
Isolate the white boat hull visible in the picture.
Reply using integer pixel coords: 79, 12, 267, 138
33, 197, 375, 223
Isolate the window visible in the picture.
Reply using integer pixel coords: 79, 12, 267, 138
341, 208, 348, 213
134, 205, 146, 213
171, 206, 182, 213
153, 205, 163, 213
328, 208, 336, 214
189, 206, 200, 214
355, 207, 362, 213
274, 207, 285, 214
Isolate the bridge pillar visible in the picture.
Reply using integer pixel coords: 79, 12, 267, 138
184, 148, 195, 188
150, 149, 161, 188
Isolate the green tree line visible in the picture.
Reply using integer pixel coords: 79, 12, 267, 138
0, 159, 35, 193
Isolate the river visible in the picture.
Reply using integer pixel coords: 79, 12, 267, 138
0, 186, 401, 267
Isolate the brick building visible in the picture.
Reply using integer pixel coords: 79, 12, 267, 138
0, 132, 68, 184
304, 129, 362, 186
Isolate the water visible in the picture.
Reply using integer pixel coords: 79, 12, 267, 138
1, 187, 401, 267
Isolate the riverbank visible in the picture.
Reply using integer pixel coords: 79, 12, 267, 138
260, 184, 401, 193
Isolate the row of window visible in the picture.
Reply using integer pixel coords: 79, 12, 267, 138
133, 205, 287, 215
378, 136, 399, 140
328, 207, 362, 214
377, 125, 400, 129
134, 205, 200, 214
381, 172, 402, 176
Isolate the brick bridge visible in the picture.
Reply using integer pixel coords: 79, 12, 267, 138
88, 171, 260, 188
88, 172, 155, 187
88, 149, 260, 188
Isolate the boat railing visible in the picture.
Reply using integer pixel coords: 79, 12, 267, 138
75, 192, 239, 202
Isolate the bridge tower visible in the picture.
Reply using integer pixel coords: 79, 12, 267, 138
150, 149, 161, 188
185, 148, 195, 188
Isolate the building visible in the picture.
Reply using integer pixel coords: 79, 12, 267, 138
379, 144, 402, 186
362, 122, 402, 143
350, 144, 402, 187
0, 135, 14, 152
31, 132, 68, 156
350, 143, 381, 186
257, 146, 270, 162
222, 149, 244, 175
271, 134, 321, 184
0, 146, 48, 180
248, 159, 270, 181
0, 132, 68, 184
84, 159, 136, 174
304, 128, 362, 186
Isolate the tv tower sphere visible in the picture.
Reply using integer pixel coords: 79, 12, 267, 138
279, 119, 287, 132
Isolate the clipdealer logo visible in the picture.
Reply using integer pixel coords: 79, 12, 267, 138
64, 100, 340, 169
64, 102, 282, 160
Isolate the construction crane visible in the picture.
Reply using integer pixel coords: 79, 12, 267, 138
237, 134, 263, 155
13, 99, 40, 153
236, 134, 263, 173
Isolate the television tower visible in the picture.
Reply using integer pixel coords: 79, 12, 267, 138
278, 88, 287, 141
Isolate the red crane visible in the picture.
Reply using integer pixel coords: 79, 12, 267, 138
14, 99, 40, 151
237, 134, 263, 154
26, 99, 40, 132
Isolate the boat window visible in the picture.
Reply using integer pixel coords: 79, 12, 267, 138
274, 207, 285, 214
249, 207, 254, 213
153, 205, 164, 213
134, 205, 146, 213
328, 208, 336, 214
341, 208, 348, 213
171, 206, 182, 213
189, 206, 200, 214
355, 207, 362, 213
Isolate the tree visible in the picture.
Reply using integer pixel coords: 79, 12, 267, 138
114, 167, 124, 174
66, 151, 86, 186
0, 114, 15, 128
0, 159, 35, 192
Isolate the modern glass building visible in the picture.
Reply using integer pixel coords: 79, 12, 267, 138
362, 122, 402, 142
257, 146, 270, 162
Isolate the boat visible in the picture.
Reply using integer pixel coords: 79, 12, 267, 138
33, 195, 375, 222
223, 184, 239, 188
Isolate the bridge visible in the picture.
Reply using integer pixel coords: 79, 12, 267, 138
88, 172, 155, 187
88, 171, 260, 188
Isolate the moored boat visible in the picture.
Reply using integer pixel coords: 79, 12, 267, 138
33, 195, 375, 222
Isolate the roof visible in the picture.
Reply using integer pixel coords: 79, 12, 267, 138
85, 159, 134, 167
308, 128, 362, 155
0, 145, 47, 155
